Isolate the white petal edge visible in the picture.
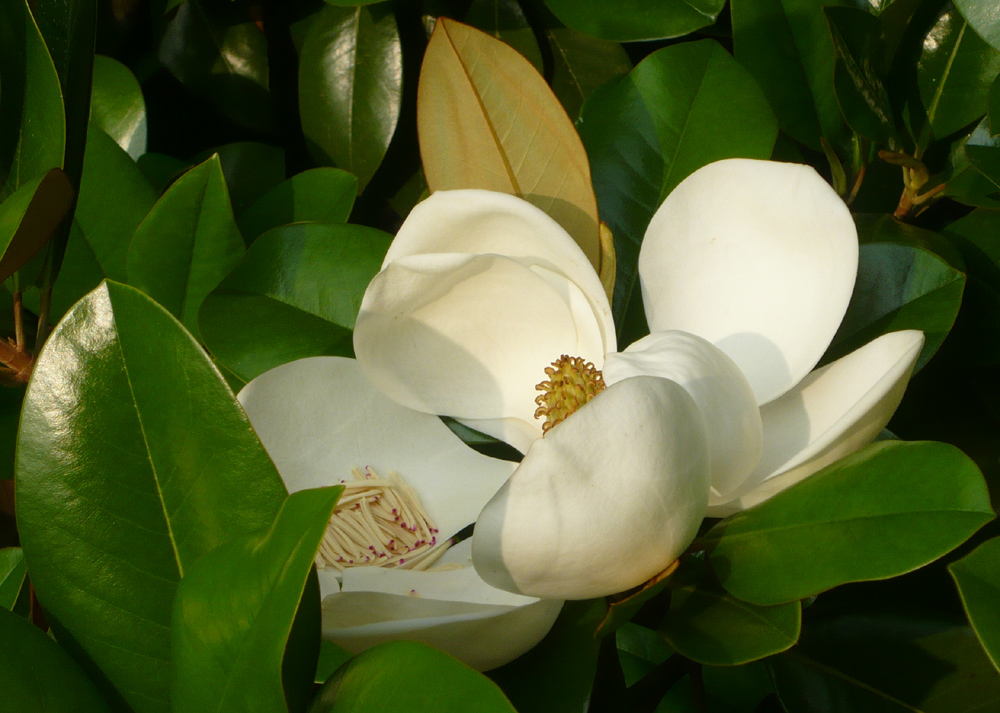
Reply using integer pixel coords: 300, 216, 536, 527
604, 331, 763, 498
354, 252, 605, 435
386, 189, 615, 355
473, 376, 710, 600
237, 357, 515, 541
639, 159, 859, 405
707, 330, 924, 516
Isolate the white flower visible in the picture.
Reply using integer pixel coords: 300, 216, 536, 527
352, 158, 924, 599
237, 357, 563, 671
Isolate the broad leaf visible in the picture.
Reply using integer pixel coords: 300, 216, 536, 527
0, 168, 74, 282
706, 440, 994, 606
299, 5, 402, 194
90, 55, 147, 160
127, 154, 245, 336
193, 142, 287, 218
950, 536, 1000, 671
544, 20, 632, 121
46, 220, 106, 320
955, 0, 1000, 53
543, 0, 725, 42
237, 168, 358, 243
16, 281, 287, 712
942, 127, 1000, 207
967, 116, 1000, 187
418, 17, 601, 271
311, 641, 517, 713
703, 662, 774, 713
465, 0, 543, 72
173, 487, 342, 713
0, 547, 26, 610
200, 222, 391, 381
616, 622, 674, 687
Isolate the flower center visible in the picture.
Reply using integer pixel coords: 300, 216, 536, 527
534, 355, 605, 434
316, 466, 449, 572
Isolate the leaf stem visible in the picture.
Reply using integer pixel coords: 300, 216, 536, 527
13, 291, 24, 351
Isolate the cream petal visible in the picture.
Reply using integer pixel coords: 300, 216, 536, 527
473, 376, 710, 600
604, 331, 763, 498
707, 330, 924, 516
237, 357, 515, 540
639, 159, 858, 405
386, 189, 615, 355
354, 252, 605, 434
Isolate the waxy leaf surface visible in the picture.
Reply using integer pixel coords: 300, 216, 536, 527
543, 0, 725, 42
90, 55, 147, 160
237, 168, 358, 243
950, 536, 1000, 672
0, 548, 26, 610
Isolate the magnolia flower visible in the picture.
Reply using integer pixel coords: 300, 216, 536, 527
237, 356, 562, 671
353, 158, 924, 598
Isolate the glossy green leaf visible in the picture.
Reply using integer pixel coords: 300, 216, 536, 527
0, 0, 65, 201
237, 168, 358, 243
950, 537, 1000, 672
770, 612, 1000, 712
0, 547, 26, 610
465, 0, 543, 72
543, 0, 725, 42
15, 281, 287, 712
0, 168, 74, 282
707, 440, 994, 606
127, 155, 245, 336
826, 240, 965, 371
299, 5, 402, 194
90, 55, 146, 160
616, 622, 674, 687
46, 220, 105, 320
731, 0, 850, 150
660, 560, 801, 666
955, 0, 1000, 53
136, 152, 190, 194
544, 21, 632, 121
990, 73, 1000, 133
159, 0, 273, 133
854, 212, 966, 268
173, 487, 341, 713
967, 116, 1000, 186
0, 607, 111, 712
193, 142, 287, 219
311, 641, 517, 713
200, 221, 391, 381
942, 127, 1000, 207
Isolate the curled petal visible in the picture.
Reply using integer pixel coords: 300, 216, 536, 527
237, 357, 515, 539
708, 330, 924, 516
473, 376, 710, 600
639, 159, 858, 405
604, 331, 763, 498
354, 253, 605, 437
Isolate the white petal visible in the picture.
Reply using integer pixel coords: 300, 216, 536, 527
639, 159, 858, 405
386, 189, 614, 355
604, 331, 763, 498
473, 376, 710, 600
237, 357, 515, 540
354, 252, 605, 438
707, 330, 924, 516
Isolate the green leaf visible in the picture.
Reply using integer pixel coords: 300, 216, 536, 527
942, 127, 1000, 207
200, 221, 391, 381
706, 440, 994, 606
990, 73, 1000, 133
660, 559, 801, 666
542, 0, 725, 42
0, 168, 74, 282
0, 547, 26, 610
770, 612, 1000, 712
90, 55, 147, 160
0, 607, 112, 712
299, 5, 402, 194
237, 168, 358, 243
173, 487, 342, 713
46, 220, 106, 320
127, 155, 245, 337
544, 20, 632, 121
950, 537, 1000, 672
136, 152, 191, 194
15, 281, 287, 712
465, 0, 543, 72
967, 116, 1000, 186
703, 662, 774, 713
315, 640, 353, 685
159, 0, 273, 133
193, 142, 287, 219
955, 0, 1000, 53
616, 622, 674, 687
311, 641, 517, 713
731, 0, 850, 150
825, 240, 965, 371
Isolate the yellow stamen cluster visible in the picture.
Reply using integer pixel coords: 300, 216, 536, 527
316, 467, 449, 572
534, 355, 606, 434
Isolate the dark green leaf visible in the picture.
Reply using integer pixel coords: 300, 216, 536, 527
299, 5, 402, 194
660, 559, 801, 666
544, 21, 632, 121
942, 127, 1000, 207
465, 0, 543, 72
0, 547, 26, 610
200, 221, 391, 381
127, 155, 245, 336
315, 640, 353, 685
955, 0, 1000, 53
311, 641, 517, 712
706, 440, 994, 606
0, 384, 24, 480
0, 168, 74, 282
193, 142, 286, 218
770, 612, 1000, 712
173, 487, 342, 713
90, 55, 146, 160
542, 0, 725, 42
703, 662, 774, 713
136, 152, 190, 194
950, 537, 1000, 671
595, 564, 676, 638
0, 607, 111, 712
237, 167, 358, 243
942, 208, 1000, 363
616, 622, 674, 687
159, 0, 273, 133
990, 73, 1000, 133
731, 0, 851, 150
854, 212, 966, 269
967, 116, 1000, 186
16, 281, 287, 712
46, 220, 106, 320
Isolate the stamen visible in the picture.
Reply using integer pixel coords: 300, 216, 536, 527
534, 355, 605, 433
